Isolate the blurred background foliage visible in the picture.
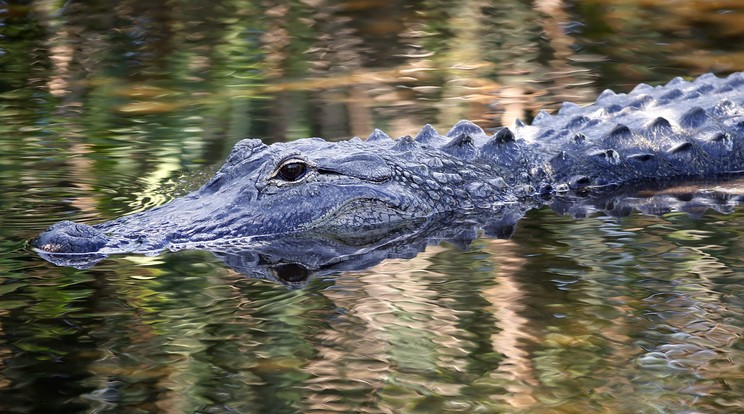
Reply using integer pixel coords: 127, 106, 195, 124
2, 0, 744, 413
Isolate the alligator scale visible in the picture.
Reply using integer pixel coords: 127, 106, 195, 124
34, 72, 744, 266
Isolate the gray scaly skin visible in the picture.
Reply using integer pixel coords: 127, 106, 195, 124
34, 72, 744, 256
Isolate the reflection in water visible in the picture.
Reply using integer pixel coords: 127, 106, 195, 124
522, 211, 744, 412
12, 220, 744, 413
23, 176, 744, 412
3, 0, 744, 413
19, 183, 744, 412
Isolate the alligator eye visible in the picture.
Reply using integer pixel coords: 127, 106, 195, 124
277, 162, 308, 181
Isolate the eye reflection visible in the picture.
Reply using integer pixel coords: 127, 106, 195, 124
271, 263, 310, 282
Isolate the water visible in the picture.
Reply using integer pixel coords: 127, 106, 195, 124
2, 0, 744, 413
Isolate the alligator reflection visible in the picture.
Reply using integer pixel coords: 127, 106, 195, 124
36, 181, 744, 287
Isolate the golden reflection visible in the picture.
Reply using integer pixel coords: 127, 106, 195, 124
480, 239, 540, 409
299, 245, 470, 412
46, 32, 74, 98
674, 51, 744, 73
295, 239, 549, 412
0, 325, 9, 389
56, 139, 101, 219
261, 64, 441, 94
116, 101, 186, 114
526, 211, 744, 411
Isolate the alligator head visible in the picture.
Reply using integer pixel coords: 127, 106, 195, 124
33, 121, 518, 258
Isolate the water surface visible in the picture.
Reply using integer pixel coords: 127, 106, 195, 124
2, 1, 744, 413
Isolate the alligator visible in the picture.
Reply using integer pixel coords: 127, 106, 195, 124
35, 183, 744, 282
34, 72, 744, 268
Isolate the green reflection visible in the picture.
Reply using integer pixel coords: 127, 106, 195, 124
2, 0, 744, 413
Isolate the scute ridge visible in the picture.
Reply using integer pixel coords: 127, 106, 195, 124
441, 133, 479, 160
356, 72, 744, 197
367, 128, 391, 142
446, 120, 487, 139
414, 124, 441, 144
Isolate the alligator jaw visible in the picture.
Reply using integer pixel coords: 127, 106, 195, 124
32, 221, 110, 253
33, 216, 180, 268
31, 221, 112, 269
33, 218, 171, 256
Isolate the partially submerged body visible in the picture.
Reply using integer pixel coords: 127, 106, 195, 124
34, 72, 744, 265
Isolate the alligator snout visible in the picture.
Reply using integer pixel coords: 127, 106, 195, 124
33, 221, 110, 253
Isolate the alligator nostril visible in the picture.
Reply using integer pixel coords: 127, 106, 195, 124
33, 221, 109, 253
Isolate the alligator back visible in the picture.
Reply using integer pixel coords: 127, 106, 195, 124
510, 72, 744, 193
